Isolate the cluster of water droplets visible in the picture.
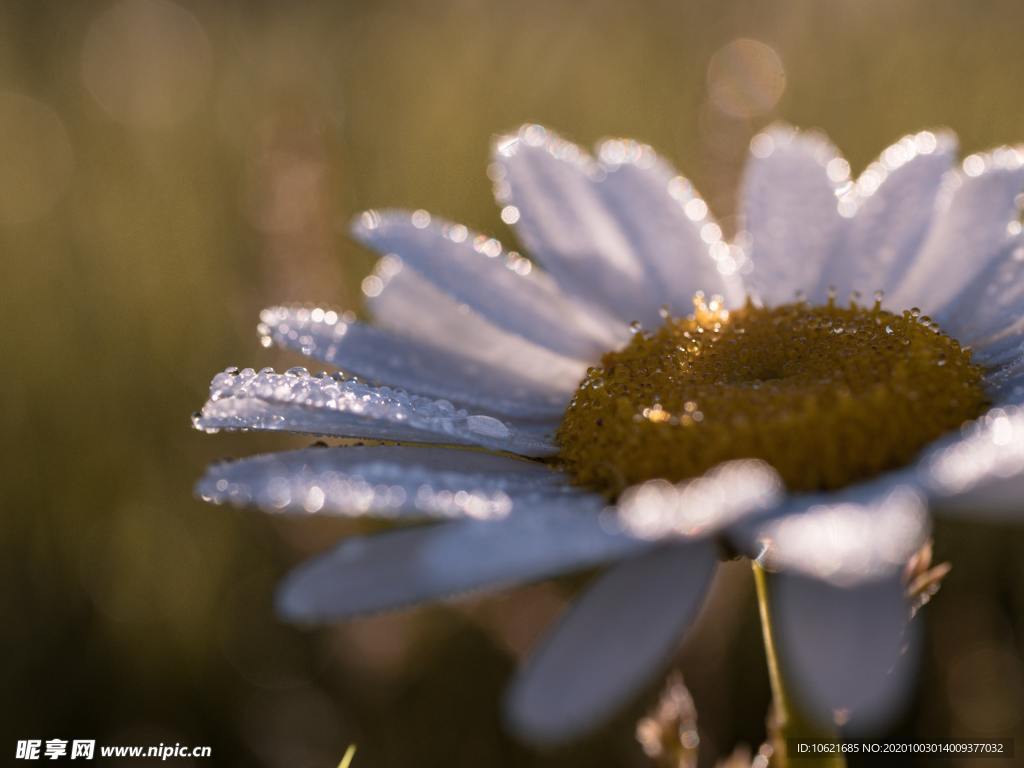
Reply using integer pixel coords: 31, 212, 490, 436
357, 208, 537, 279
193, 365, 557, 456
923, 405, 1024, 500
615, 460, 782, 540
492, 123, 750, 285
257, 305, 353, 355
196, 445, 586, 521
748, 126, 956, 220
255, 304, 576, 419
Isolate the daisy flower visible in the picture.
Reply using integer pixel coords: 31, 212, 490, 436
194, 123, 1024, 747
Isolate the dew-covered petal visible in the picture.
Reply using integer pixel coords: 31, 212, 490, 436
918, 404, 1024, 516
259, 305, 574, 419
614, 459, 782, 540
771, 571, 917, 734
193, 367, 557, 457
736, 482, 930, 586
277, 501, 649, 621
493, 125, 722, 327
504, 540, 716, 746
741, 125, 847, 306
985, 350, 1024, 403
934, 237, 1024, 365
591, 138, 746, 309
890, 146, 1024, 314
974, 327, 1024, 373
351, 210, 621, 358
819, 131, 957, 301
363, 256, 591, 390
196, 444, 576, 520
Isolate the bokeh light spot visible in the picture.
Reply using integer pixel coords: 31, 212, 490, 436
81, 0, 212, 129
0, 91, 74, 227
707, 38, 786, 118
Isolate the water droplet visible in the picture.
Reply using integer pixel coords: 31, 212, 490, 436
500, 205, 520, 225
466, 414, 511, 438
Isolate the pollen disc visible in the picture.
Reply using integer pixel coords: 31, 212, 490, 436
557, 295, 988, 496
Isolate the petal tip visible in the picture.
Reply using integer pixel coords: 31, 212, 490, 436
491, 124, 593, 173
501, 683, 575, 748
747, 122, 839, 168
274, 568, 319, 624
349, 208, 382, 237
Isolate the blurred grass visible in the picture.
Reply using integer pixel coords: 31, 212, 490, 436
3, 1, 1024, 766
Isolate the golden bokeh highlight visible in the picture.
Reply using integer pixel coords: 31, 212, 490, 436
706, 38, 786, 118
81, 0, 211, 129
0, 92, 73, 226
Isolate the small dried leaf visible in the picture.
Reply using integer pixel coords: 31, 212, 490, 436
636, 671, 700, 768
903, 538, 952, 618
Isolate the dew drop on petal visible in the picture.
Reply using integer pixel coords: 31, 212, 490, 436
466, 414, 511, 438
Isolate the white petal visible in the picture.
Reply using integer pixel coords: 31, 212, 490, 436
890, 146, 1024, 314
985, 351, 1024, 403
934, 237, 1024, 364
772, 571, 917, 733
193, 367, 557, 457
918, 404, 1024, 517
504, 541, 717, 745
592, 138, 746, 309
364, 257, 590, 392
259, 305, 573, 419
737, 481, 930, 586
196, 444, 576, 520
741, 125, 847, 305
614, 459, 782, 539
819, 131, 957, 301
493, 125, 728, 326
975, 327, 1024, 371
277, 501, 648, 621
352, 210, 621, 357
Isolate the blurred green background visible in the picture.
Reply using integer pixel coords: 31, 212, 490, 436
4, 0, 1024, 765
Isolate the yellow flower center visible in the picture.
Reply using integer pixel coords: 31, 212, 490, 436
557, 294, 988, 497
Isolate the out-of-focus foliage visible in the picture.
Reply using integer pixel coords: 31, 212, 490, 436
3, 1, 1024, 766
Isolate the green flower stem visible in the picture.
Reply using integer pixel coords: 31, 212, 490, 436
752, 562, 846, 768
